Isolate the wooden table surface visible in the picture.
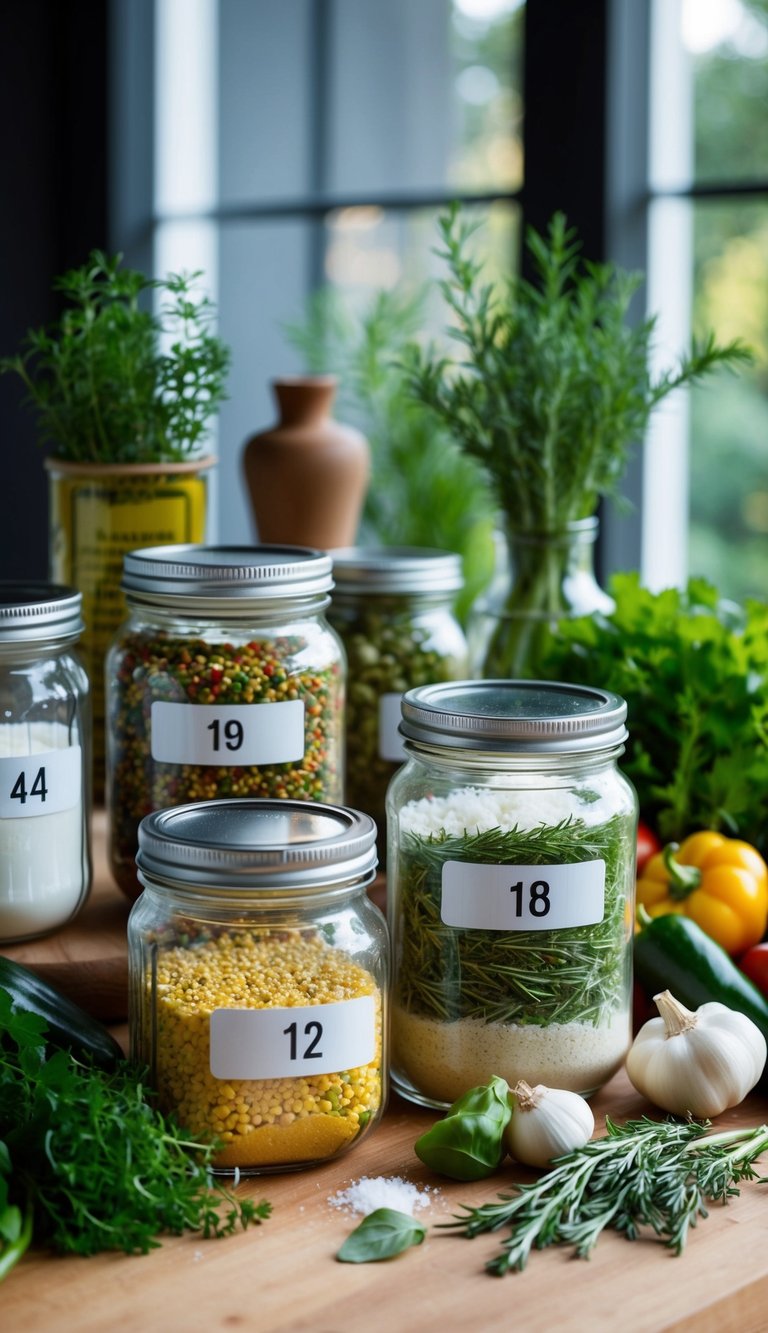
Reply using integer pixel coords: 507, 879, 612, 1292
4, 816, 768, 1332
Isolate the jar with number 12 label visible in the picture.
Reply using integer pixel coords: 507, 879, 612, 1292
106, 545, 345, 900
0, 583, 91, 943
128, 798, 388, 1174
386, 680, 637, 1108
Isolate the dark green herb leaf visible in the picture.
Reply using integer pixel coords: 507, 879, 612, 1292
415, 1076, 512, 1181
539, 574, 768, 851
336, 1208, 426, 1264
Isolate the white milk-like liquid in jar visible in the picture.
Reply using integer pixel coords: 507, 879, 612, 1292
0, 720, 86, 941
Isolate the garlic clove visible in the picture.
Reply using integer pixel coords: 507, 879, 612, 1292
505, 1080, 594, 1168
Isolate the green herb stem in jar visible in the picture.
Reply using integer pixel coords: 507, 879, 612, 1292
390, 784, 636, 1106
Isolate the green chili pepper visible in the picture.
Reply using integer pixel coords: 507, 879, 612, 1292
414, 1075, 512, 1180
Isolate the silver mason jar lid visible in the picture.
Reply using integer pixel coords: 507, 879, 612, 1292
122, 544, 333, 602
0, 583, 84, 644
330, 546, 463, 595
136, 798, 378, 891
400, 680, 628, 754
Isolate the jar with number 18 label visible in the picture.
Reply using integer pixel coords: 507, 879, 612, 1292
128, 798, 388, 1174
0, 583, 91, 942
106, 545, 345, 900
386, 680, 637, 1108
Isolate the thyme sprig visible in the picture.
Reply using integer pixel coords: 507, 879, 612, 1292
396, 814, 634, 1026
445, 1117, 768, 1274
1, 251, 230, 464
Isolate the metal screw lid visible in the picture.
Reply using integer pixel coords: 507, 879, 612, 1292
136, 798, 378, 891
330, 546, 463, 595
399, 680, 628, 754
0, 583, 84, 644
122, 544, 333, 602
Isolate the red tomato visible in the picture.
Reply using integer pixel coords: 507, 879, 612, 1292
738, 943, 768, 998
636, 821, 661, 874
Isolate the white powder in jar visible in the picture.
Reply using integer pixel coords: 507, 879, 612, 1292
329, 1175, 433, 1217
0, 721, 87, 941
397, 779, 618, 839
392, 1006, 630, 1106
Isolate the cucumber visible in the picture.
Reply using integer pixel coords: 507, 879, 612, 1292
0, 956, 123, 1068
634, 913, 768, 1056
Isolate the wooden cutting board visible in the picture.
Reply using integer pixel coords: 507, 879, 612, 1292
0, 811, 131, 1021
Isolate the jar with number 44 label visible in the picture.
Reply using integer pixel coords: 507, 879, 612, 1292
0, 583, 91, 943
386, 680, 637, 1108
106, 545, 345, 900
128, 798, 388, 1174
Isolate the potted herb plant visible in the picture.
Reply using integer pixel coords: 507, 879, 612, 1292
2, 251, 230, 786
403, 207, 751, 678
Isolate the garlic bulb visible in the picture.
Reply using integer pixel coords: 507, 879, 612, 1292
626, 989, 767, 1118
505, 1081, 595, 1168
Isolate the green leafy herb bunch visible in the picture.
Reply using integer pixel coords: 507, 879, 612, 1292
402, 206, 751, 674
0, 990, 269, 1278
2, 251, 230, 464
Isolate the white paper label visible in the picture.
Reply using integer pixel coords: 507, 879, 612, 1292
150, 700, 305, 766
209, 996, 376, 1080
441, 859, 606, 931
0, 746, 82, 818
378, 693, 406, 762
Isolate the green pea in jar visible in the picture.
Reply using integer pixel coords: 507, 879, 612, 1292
328, 547, 469, 849
106, 545, 345, 900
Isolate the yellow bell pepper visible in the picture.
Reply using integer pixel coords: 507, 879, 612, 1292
636, 831, 768, 955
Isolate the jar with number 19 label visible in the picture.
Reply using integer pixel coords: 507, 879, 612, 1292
386, 680, 637, 1108
128, 798, 387, 1174
0, 583, 91, 942
106, 545, 345, 900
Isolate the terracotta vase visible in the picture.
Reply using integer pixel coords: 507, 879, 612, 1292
243, 377, 370, 549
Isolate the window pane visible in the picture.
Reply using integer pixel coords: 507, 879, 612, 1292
689, 198, 768, 600
689, 0, 768, 185
216, 220, 314, 545
328, 0, 523, 197
218, 0, 312, 206
322, 200, 519, 315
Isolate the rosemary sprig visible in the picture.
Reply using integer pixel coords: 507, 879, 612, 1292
395, 814, 634, 1026
444, 1117, 768, 1274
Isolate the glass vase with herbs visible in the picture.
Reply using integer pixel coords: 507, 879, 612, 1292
403, 207, 751, 679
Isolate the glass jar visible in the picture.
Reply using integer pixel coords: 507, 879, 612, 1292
386, 679, 637, 1108
329, 547, 469, 847
106, 545, 345, 899
0, 583, 91, 942
129, 798, 388, 1174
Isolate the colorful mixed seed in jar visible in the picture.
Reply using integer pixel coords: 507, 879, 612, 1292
151, 927, 383, 1170
106, 546, 344, 899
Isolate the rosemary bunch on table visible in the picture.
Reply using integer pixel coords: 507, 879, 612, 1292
396, 814, 634, 1026
446, 1117, 768, 1274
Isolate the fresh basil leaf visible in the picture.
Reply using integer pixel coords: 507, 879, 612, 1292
336, 1208, 426, 1263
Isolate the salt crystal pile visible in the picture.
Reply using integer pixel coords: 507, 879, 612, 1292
328, 1175, 433, 1218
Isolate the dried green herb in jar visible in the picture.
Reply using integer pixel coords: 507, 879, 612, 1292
106, 546, 344, 899
329, 548, 468, 845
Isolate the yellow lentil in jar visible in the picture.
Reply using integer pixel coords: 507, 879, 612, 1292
152, 928, 383, 1169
